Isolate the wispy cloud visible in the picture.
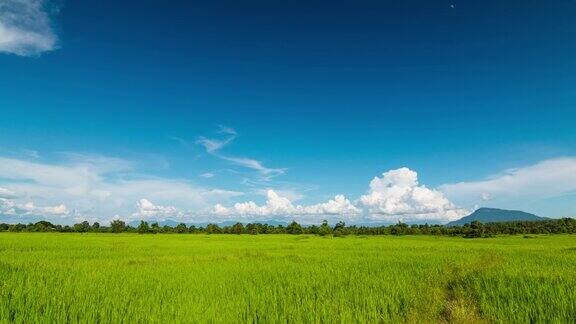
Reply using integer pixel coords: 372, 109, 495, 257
196, 136, 234, 153
199, 172, 215, 178
196, 126, 285, 179
0, 0, 58, 56
218, 156, 285, 177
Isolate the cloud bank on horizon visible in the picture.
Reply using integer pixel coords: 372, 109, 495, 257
1, 149, 576, 224
0, 0, 58, 56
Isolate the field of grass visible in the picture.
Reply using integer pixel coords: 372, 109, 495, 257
0, 234, 574, 323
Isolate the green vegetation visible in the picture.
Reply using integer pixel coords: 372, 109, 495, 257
2, 218, 576, 237
0, 234, 574, 322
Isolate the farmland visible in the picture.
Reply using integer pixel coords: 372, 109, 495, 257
0, 234, 574, 323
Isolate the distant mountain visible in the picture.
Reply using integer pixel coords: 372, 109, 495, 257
447, 208, 546, 226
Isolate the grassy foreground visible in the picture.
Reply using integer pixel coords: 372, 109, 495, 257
0, 234, 574, 323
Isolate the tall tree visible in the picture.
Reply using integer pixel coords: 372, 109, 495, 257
286, 221, 303, 234
175, 223, 188, 233
319, 220, 332, 236
231, 222, 245, 235
137, 221, 150, 234
110, 220, 126, 233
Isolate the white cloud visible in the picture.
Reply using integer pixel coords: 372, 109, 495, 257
200, 172, 215, 178
0, 154, 242, 223
8, 152, 572, 225
196, 136, 233, 153
360, 168, 468, 223
219, 156, 285, 177
195, 125, 237, 153
0, 198, 69, 217
0, 187, 18, 199
196, 126, 285, 179
217, 125, 237, 136
0, 0, 57, 56
300, 195, 361, 216
254, 188, 304, 202
25, 202, 69, 215
212, 189, 360, 222
211, 168, 468, 224
133, 199, 182, 221
440, 157, 576, 206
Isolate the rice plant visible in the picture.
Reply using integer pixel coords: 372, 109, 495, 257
0, 234, 574, 323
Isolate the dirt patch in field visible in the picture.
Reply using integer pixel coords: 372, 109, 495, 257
440, 253, 503, 323
440, 277, 485, 323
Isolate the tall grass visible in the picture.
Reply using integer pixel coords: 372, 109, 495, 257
0, 234, 574, 322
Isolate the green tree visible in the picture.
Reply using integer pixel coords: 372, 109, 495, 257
206, 223, 222, 234
151, 222, 160, 234
110, 220, 126, 233
286, 221, 303, 234
74, 221, 91, 233
465, 220, 485, 238
175, 223, 188, 233
319, 220, 332, 236
246, 223, 259, 235
333, 221, 347, 237
34, 221, 55, 232
91, 222, 100, 232
231, 222, 245, 235
137, 221, 150, 234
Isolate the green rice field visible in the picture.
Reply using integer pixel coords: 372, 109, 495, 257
0, 233, 575, 323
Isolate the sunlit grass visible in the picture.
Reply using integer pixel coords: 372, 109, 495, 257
0, 234, 574, 322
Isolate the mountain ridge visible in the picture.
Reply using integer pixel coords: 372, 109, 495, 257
447, 207, 546, 226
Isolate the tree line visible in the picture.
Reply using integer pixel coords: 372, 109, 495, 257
0, 218, 575, 237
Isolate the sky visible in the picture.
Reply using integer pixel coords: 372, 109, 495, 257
1, 0, 575, 225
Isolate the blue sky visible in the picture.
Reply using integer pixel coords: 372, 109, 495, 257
1, 0, 575, 224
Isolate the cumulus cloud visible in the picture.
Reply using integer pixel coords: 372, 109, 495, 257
360, 168, 468, 222
196, 126, 285, 179
440, 158, 576, 206
301, 195, 361, 216
133, 199, 182, 221
0, 0, 58, 56
211, 168, 468, 224
212, 190, 360, 222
